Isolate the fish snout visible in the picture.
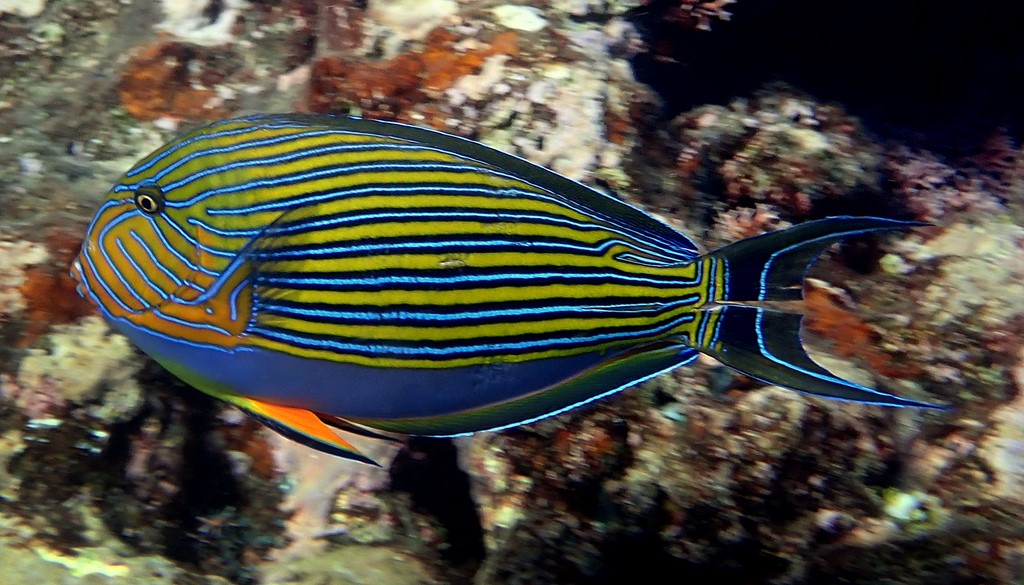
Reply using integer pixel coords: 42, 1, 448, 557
69, 257, 86, 298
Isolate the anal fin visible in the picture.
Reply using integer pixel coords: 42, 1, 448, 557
349, 341, 699, 437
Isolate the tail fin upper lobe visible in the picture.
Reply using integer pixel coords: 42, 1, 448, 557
691, 216, 941, 409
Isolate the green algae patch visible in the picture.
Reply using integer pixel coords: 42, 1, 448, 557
36, 547, 129, 579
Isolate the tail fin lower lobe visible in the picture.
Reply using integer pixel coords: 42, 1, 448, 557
690, 217, 940, 408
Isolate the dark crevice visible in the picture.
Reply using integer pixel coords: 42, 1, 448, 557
390, 437, 486, 578
627, 0, 1024, 151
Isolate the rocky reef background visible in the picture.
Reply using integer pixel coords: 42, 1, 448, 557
1, 0, 1023, 583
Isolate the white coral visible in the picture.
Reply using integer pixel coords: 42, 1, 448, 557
980, 349, 1024, 502
157, 0, 245, 46
269, 433, 401, 559
904, 220, 1024, 328
0, 240, 48, 318
369, 0, 458, 43
509, 64, 610, 181
0, 0, 47, 18
13, 316, 142, 421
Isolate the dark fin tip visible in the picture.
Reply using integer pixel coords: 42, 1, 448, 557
317, 414, 404, 444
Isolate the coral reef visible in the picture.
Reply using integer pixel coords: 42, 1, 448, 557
155, 0, 245, 47
16, 230, 95, 344
980, 350, 1024, 502
369, 0, 458, 44
902, 220, 1024, 331
668, 87, 885, 225
460, 360, 1022, 584
308, 27, 520, 123
269, 434, 403, 557
886, 146, 1006, 222
0, 0, 1023, 584
669, 0, 736, 31
261, 545, 439, 585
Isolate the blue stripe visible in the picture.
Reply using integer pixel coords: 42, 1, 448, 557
206, 184, 549, 215
147, 216, 219, 278
159, 217, 233, 259
93, 214, 153, 311
757, 220, 905, 301
129, 230, 184, 287
115, 238, 168, 301
323, 115, 702, 256
203, 180, 695, 262
80, 248, 136, 314
705, 256, 717, 304
152, 307, 234, 337
614, 252, 686, 267
265, 237, 669, 260
722, 257, 730, 301
193, 209, 694, 265
228, 279, 247, 323
151, 142, 463, 192
695, 310, 711, 346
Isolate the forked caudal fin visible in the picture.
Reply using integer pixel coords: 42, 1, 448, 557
692, 216, 942, 409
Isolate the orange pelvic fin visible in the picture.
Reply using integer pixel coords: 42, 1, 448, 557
222, 394, 379, 466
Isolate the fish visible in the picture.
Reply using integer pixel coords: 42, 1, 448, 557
70, 113, 939, 465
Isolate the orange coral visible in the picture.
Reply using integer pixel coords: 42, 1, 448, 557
308, 27, 519, 121
119, 41, 240, 122
309, 52, 423, 120
804, 283, 921, 379
16, 230, 95, 346
421, 29, 519, 96
18, 264, 93, 346
804, 284, 876, 357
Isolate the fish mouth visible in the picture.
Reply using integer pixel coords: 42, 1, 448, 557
69, 256, 86, 299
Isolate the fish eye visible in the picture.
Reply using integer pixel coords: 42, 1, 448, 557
134, 184, 165, 215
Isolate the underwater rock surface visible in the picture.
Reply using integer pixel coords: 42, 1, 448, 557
0, 0, 1022, 584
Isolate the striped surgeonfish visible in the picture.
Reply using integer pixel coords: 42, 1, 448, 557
70, 114, 939, 465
